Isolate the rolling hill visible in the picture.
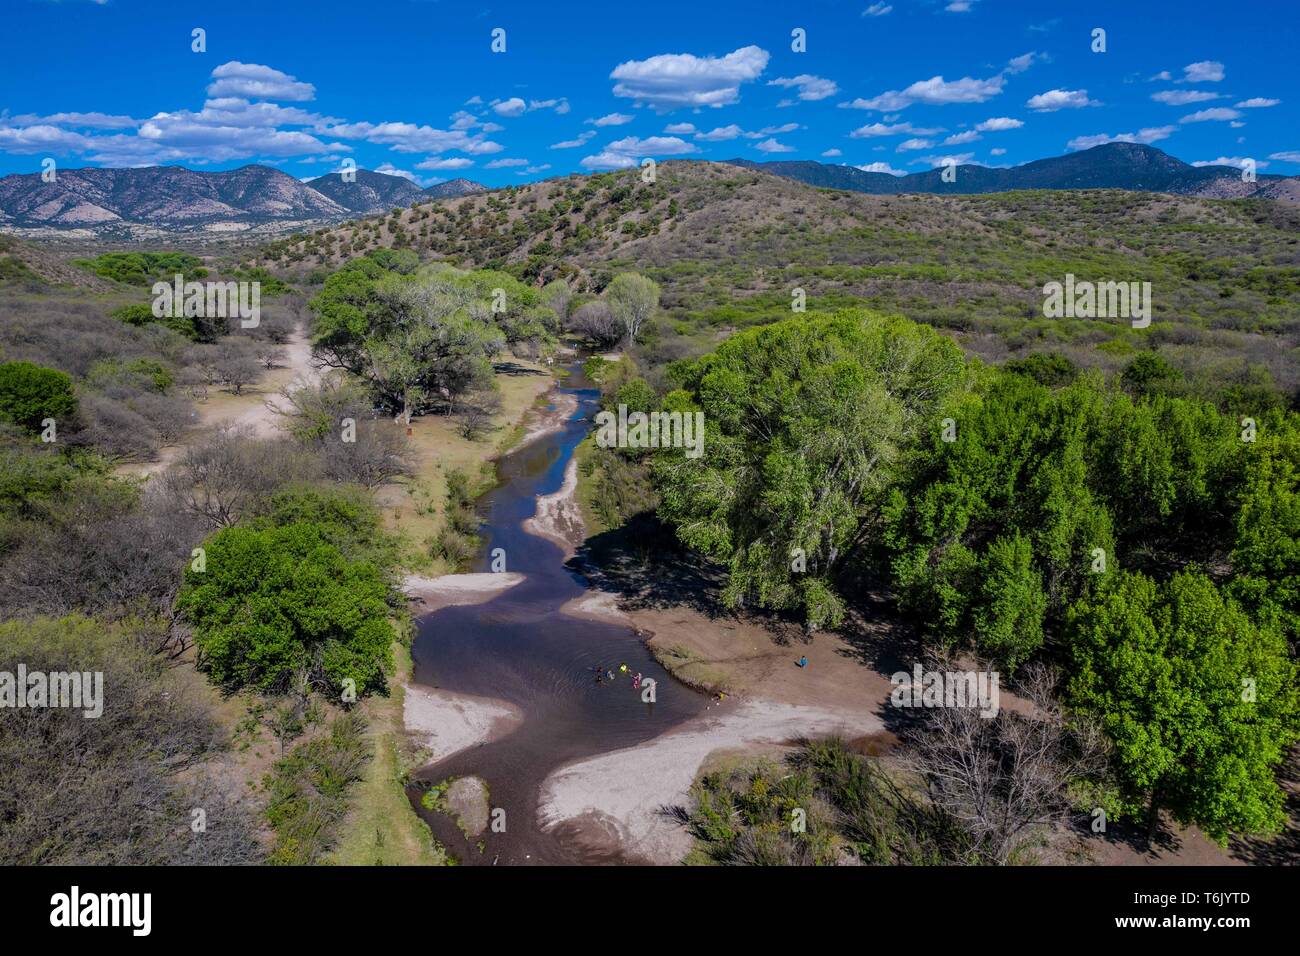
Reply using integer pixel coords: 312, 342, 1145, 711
249, 158, 1300, 403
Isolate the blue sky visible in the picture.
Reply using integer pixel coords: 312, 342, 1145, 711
1, 0, 1296, 186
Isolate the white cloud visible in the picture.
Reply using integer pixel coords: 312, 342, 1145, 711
840, 74, 1005, 112
855, 162, 905, 175
551, 131, 596, 149
754, 138, 795, 153
1191, 156, 1267, 169
849, 121, 943, 138
416, 156, 475, 170
1150, 71, 1172, 81
492, 97, 527, 117
1235, 97, 1280, 108
6, 111, 138, 130
913, 152, 975, 166
975, 116, 1023, 131
528, 98, 570, 114
862, 3, 892, 15
897, 138, 935, 151
695, 124, 744, 142
664, 122, 696, 134
1181, 61, 1225, 83
753, 122, 800, 136
1267, 151, 1300, 163
207, 61, 315, 102
943, 130, 981, 145
1151, 90, 1220, 105
990, 147, 1007, 156
586, 113, 635, 127
610, 45, 770, 111
1066, 126, 1175, 150
945, 1, 975, 12
822, 148, 843, 157
1005, 52, 1044, 75
322, 120, 501, 155
580, 135, 698, 169
485, 158, 528, 168
1027, 89, 1099, 111
373, 162, 433, 186
0, 124, 91, 154
768, 74, 839, 102
1180, 107, 1242, 123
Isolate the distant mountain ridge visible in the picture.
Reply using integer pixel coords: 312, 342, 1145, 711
0, 144, 1294, 240
726, 143, 1298, 201
0, 165, 488, 237
306, 170, 487, 212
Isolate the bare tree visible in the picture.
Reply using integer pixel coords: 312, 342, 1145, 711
213, 339, 260, 395
161, 425, 317, 528
320, 418, 413, 488
568, 300, 622, 349
906, 662, 1110, 864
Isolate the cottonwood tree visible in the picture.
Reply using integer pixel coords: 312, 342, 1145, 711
312, 266, 504, 422
1067, 569, 1299, 844
605, 272, 660, 345
655, 309, 969, 630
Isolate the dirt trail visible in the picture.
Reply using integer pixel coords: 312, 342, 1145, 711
123, 324, 320, 479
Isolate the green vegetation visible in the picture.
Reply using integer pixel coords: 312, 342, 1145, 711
0, 615, 259, 864
177, 518, 397, 698
643, 308, 1300, 845
1068, 570, 1298, 842
264, 712, 370, 865
256, 166, 1300, 410
0, 360, 76, 433
687, 739, 965, 865
74, 251, 206, 285
655, 309, 968, 630
309, 252, 556, 422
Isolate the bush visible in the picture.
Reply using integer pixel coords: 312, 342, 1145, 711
0, 360, 76, 433
264, 713, 369, 865
0, 616, 261, 864
177, 520, 396, 697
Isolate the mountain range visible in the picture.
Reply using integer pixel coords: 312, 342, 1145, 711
0, 144, 1294, 239
0, 164, 486, 237
726, 143, 1300, 201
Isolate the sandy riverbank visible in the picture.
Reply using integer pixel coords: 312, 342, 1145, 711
537, 699, 883, 864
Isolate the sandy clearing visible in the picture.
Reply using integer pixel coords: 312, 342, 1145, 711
122, 323, 321, 479
404, 684, 523, 765
558, 590, 631, 624
537, 699, 883, 864
403, 571, 525, 597
524, 457, 584, 555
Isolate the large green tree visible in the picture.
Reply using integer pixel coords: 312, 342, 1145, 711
1067, 569, 1299, 843
178, 521, 396, 697
654, 309, 968, 629
0, 361, 76, 434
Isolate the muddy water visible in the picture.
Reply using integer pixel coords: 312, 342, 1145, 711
407, 365, 707, 864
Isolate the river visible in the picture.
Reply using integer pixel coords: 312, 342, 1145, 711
407, 362, 708, 864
